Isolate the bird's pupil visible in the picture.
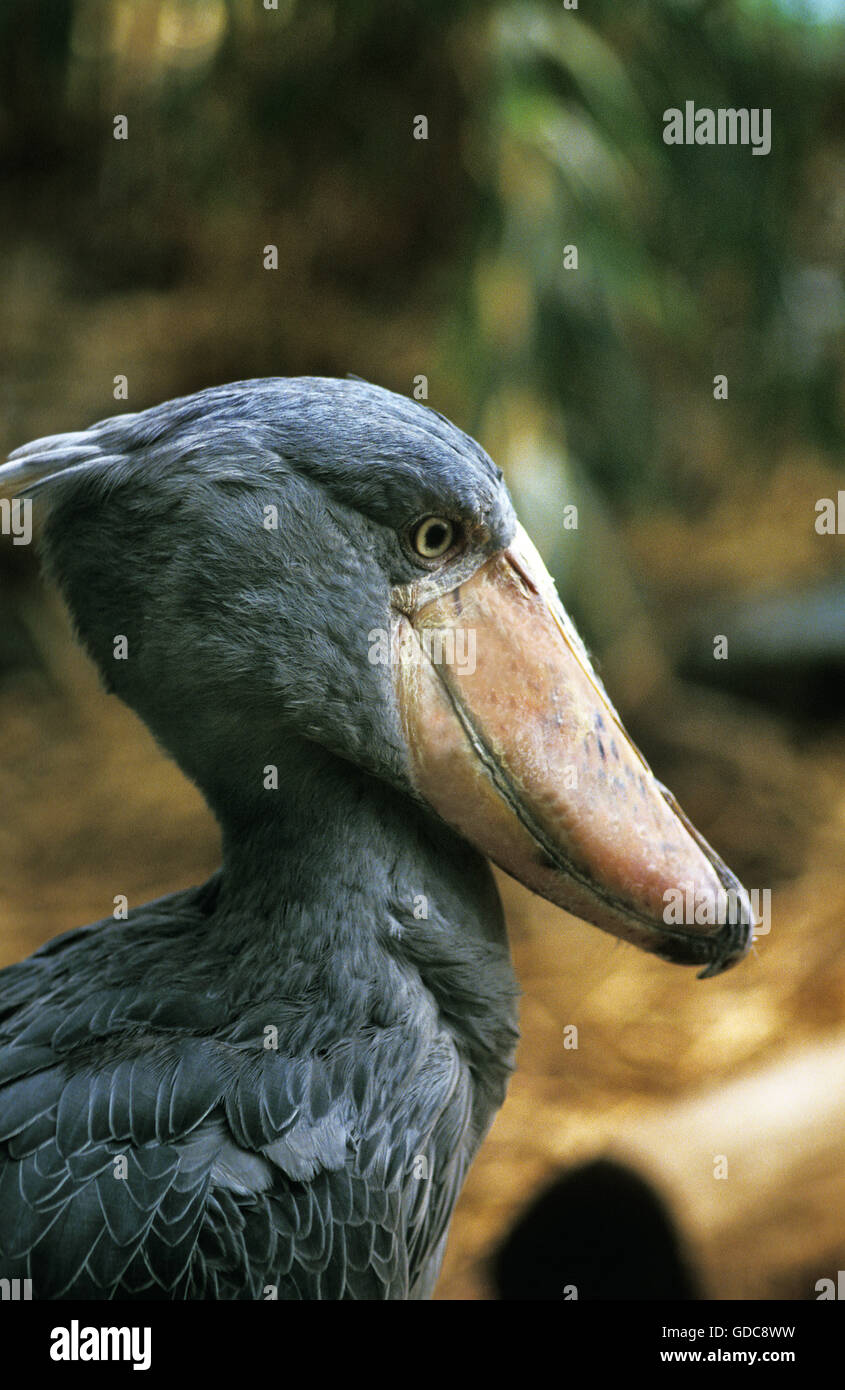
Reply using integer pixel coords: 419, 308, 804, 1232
427, 524, 447, 550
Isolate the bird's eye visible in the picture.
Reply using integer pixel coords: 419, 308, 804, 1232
412, 516, 456, 560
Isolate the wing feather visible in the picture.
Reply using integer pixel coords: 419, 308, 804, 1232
0, 898, 480, 1298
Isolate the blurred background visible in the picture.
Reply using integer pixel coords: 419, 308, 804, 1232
1, 0, 844, 1299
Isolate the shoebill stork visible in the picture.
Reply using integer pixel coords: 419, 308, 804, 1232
0, 378, 753, 1299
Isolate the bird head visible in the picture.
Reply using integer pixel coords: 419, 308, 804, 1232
1, 377, 753, 975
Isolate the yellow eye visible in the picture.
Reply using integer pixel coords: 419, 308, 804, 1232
413, 516, 455, 559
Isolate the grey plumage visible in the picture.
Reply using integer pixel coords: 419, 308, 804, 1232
0, 378, 519, 1299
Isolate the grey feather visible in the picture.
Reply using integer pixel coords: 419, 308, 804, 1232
0, 378, 520, 1299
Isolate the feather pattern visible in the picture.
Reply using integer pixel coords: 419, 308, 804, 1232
0, 378, 521, 1298
0, 888, 499, 1298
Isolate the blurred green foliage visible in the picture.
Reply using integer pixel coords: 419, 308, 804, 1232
0, 0, 842, 517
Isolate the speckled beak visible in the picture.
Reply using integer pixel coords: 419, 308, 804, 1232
395, 523, 754, 977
